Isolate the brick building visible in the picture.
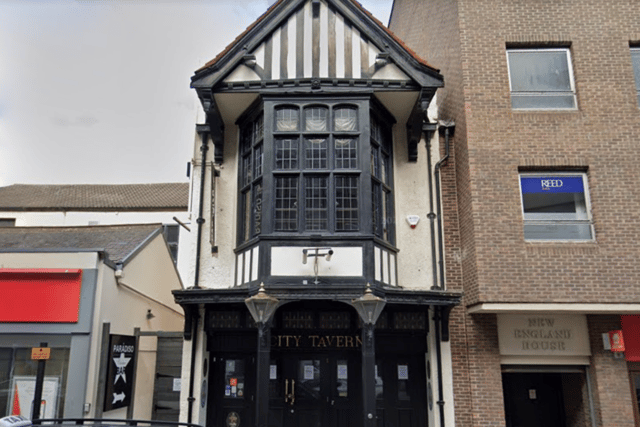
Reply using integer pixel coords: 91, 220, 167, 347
389, 1, 640, 426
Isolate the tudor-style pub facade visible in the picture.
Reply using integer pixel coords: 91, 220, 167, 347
173, 1, 461, 427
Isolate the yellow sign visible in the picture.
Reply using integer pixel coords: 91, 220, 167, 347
31, 347, 51, 360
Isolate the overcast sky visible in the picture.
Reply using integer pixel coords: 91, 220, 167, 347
0, 0, 393, 187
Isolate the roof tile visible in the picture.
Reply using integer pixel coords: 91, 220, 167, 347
0, 183, 188, 211
0, 224, 162, 264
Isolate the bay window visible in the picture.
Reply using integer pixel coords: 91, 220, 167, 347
238, 97, 395, 245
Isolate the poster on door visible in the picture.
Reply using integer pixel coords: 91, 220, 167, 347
9, 376, 60, 418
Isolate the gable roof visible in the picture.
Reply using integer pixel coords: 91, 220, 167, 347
192, 0, 442, 90
0, 224, 162, 266
0, 183, 189, 212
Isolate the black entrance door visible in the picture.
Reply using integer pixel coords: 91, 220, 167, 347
502, 372, 566, 427
375, 353, 427, 427
268, 352, 361, 427
210, 354, 255, 427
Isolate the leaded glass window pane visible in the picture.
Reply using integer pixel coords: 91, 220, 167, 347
275, 138, 299, 170
334, 107, 358, 131
254, 143, 263, 178
254, 115, 264, 141
276, 107, 299, 131
371, 117, 382, 142
372, 183, 381, 237
383, 190, 391, 241
275, 177, 299, 231
305, 176, 328, 231
336, 176, 359, 231
242, 154, 252, 186
283, 311, 314, 329
305, 138, 328, 169
319, 312, 351, 329
305, 107, 328, 132
381, 152, 390, 184
371, 146, 380, 177
335, 138, 357, 169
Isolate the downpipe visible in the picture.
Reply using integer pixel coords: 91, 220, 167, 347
187, 130, 209, 423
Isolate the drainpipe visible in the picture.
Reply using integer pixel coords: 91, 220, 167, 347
434, 307, 445, 427
194, 131, 209, 291
187, 128, 209, 424
424, 123, 439, 291
187, 309, 199, 424
430, 121, 454, 427
434, 121, 454, 290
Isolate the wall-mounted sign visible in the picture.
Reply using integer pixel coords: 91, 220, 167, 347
272, 334, 362, 349
0, 269, 82, 323
497, 314, 591, 356
609, 330, 625, 352
103, 334, 136, 412
520, 176, 584, 194
31, 348, 51, 360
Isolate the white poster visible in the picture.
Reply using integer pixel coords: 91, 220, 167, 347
304, 365, 315, 380
10, 376, 60, 419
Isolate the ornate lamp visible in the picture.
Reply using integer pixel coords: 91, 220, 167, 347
352, 284, 386, 324
245, 283, 279, 324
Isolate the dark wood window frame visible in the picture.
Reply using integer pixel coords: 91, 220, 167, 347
237, 96, 395, 246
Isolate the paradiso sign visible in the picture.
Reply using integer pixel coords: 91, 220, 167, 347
497, 314, 591, 357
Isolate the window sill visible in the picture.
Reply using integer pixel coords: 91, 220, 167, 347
511, 108, 579, 113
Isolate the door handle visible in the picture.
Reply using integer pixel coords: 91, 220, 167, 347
291, 379, 295, 405
284, 379, 295, 406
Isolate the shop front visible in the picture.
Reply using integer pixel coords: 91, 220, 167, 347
174, 286, 459, 427
0, 268, 92, 419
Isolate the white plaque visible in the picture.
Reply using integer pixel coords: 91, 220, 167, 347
173, 378, 181, 392
497, 314, 591, 356
304, 365, 315, 380
398, 365, 409, 380
270, 365, 277, 380
337, 364, 348, 380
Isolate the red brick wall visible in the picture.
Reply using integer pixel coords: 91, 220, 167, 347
392, 0, 640, 303
588, 315, 636, 427
391, 1, 640, 426
391, 2, 481, 425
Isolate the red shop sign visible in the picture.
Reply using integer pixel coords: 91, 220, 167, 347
0, 269, 83, 323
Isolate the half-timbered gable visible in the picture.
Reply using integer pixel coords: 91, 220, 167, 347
175, 2, 460, 427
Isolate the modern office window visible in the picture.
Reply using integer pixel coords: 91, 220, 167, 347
507, 48, 577, 109
519, 173, 593, 241
238, 98, 395, 245
631, 47, 640, 106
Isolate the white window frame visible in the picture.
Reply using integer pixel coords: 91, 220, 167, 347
507, 48, 578, 110
630, 47, 640, 107
518, 172, 594, 242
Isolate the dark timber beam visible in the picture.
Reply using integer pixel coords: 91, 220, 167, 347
407, 91, 432, 162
